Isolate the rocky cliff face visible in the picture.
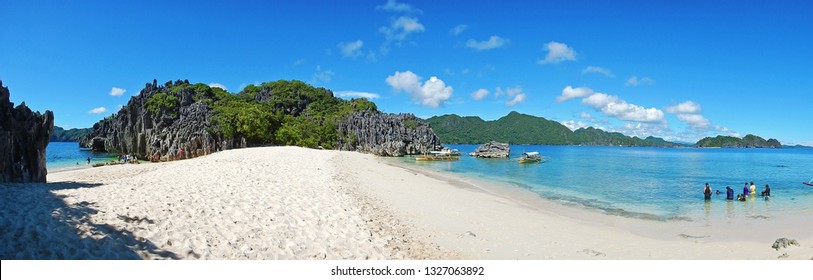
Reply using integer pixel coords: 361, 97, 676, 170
1, 80, 54, 183
337, 110, 441, 156
471, 141, 510, 158
81, 80, 243, 160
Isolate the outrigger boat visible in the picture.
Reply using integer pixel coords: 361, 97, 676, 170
517, 151, 542, 164
441, 147, 462, 156
416, 151, 460, 161
804, 179, 813, 186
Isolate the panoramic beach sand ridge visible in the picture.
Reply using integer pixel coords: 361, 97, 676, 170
1, 146, 811, 259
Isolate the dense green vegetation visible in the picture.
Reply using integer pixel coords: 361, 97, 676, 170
166, 80, 378, 148
145, 92, 180, 115
426, 111, 681, 147
694, 134, 782, 148
51, 126, 91, 142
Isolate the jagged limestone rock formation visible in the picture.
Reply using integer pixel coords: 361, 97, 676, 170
1, 80, 54, 183
337, 110, 441, 156
81, 80, 242, 160
471, 141, 510, 158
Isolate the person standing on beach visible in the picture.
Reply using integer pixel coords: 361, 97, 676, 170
703, 183, 713, 200
749, 182, 757, 196
179, 148, 183, 159
726, 186, 734, 200
86, 157, 91, 165
743, 182, 750, 196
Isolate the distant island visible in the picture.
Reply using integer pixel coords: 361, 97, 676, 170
51, 126, 91, 142
426, 111, 682, 147
694, 135, 782, 148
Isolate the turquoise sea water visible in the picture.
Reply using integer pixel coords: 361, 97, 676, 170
397, 145, 813, 221
46, 142, 115, 170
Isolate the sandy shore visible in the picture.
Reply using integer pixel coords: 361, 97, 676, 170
1, 146, 811, 259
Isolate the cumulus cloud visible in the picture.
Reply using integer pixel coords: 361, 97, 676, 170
556, 86, 594, 102
626, 75, 655, 86
109, 87, 125, 96
582, 66, 614, 77
385, 71, 453, 108
338, 40, 364, 58
664, 101, 701, 114
88, 107, 107, 114
311, 65, 335, 84
581, 93, 665, 123
495, 86, 526, 106
335, 91, 381, 99
562, 120, 590, 131
380, 16, 425, 44
376, 0, 421, 13
208, 83, 227, 90
580, 112, 592, 119
449, 24, 467, 36
665, 101, 710, 129
537, 41, 576, 64
465, 35, 508, 51
471, 88, 489, 100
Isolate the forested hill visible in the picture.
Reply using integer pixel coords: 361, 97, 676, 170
694, 134, 782, 148
425, 111, 681, 147
51, 126, 91, 142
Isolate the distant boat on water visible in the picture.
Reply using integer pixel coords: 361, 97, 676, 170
416, 150, 460, 161
804, 179, 813, 186
518, 151, 542, 164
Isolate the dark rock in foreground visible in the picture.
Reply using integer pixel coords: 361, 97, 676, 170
337, 110, 441, 156
471, 141, 510, 158
772, 238, 800, 251
1, 80, 54, 183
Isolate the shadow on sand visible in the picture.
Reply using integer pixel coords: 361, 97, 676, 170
0, 181, 179, 259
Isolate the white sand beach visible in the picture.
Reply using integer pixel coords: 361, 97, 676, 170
1, 146, 811, 260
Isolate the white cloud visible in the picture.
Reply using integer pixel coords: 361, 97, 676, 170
562, 120, 590, 131
582, 66, 614, 77
580, 112, 592, 119
88, 107, 107, 114
581, 93, 664, 123
506, 93, 527, 107
338, 40, 364, 58
556, 86, 594, 102
537, 41, 576, 64
465, 35, 508, 51
380, 16, 425, 44
664, 101, 701, 114
293, 59, 305, 66
376, 0, 421, 13
449, 24, 467, 36
385, 71, 453, 108
665, 101, 709, 129
471, 88, 489, 100
676, 114, 710, 128
335, 91, 381, 99
109, 87, 125, 96
626, 75, 655, 86
311, 65, 335, 84
208, 83, 227, 91
495, 86, 526, 106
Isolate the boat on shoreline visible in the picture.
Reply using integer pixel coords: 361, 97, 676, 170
518, 151, 542, 164
416, 151, 460, 161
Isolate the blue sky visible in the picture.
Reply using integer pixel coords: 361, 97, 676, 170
2, 0, 811, 145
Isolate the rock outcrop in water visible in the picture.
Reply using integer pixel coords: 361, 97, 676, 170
337, 110, 441, 156
470, 141, 510, 158
1, 80, 54, 183
81, 80, 243, 161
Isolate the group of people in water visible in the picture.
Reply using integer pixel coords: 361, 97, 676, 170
703, 181, 770, 201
